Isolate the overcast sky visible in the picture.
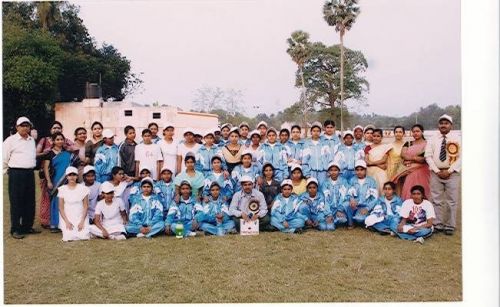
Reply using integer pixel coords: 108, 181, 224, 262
76, 0, 461, 117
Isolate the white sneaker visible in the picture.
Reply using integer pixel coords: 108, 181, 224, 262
109, 234, 116, 240
187, 231, 197, 237
414, 237, 424, 244
114, 234, 126, 240
137, 233, 145, 238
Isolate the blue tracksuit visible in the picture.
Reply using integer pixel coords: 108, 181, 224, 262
298, 192, 334, 231
231, 163, 262, 192
165, 197, 202, 237
320, 176, 350, 226
94, 144, 119, 183
302, 139, 332, 182
271, 194, 307, 233
321, 133, 341, 156
333, 144, 365, 182
258, 142, 289, 182
154, 180, 175, 218
353, 140, 366, 152
126, 194, 165, 237
367, 195, 403, 234
283, 140, 305, 165
345, 176, 379, 225
202, 172, 234, 201
194, 197, 235, 235
195, 145, 226, 176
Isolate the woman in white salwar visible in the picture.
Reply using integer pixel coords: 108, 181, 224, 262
58, 166, 91, 242
89, 181, 128, 240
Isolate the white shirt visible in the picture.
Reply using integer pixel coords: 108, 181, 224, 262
95, 198, 126, 228
400, 199, 436, 227
158, 139, 178, 174
3, 132, 36, 170
177, 142, 201, 172
135, 143, 163, 179
424, 131, 461, 173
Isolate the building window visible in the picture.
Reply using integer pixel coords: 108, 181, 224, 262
152, 112, 161, 119
124, 110, 133, 116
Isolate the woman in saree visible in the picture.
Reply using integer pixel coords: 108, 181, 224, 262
386, 126, 405, 180
391, 124, 430, 200
43, 132, 81, 232
365, 129, 392, 194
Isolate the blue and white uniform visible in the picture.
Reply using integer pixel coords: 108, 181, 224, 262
320, 176, 350, 226
202, 172, 234, 201
333, 144, 365, 182
298, 192, 334, 231
283, 139, 305, 166
126, 194, 165, 237
365, 195, 403, 234
345, 176, 379, 225
94, 144, 119, 183
195, 197, 236, 235
231, 164, 261, 192
270, 194, 307, 233
321, 133, 341, 156
258, 142, 289, 182
302, 139, 332, 182
154, 180, 175, 218
195, 145, 226, 176
165, 197, 201, 237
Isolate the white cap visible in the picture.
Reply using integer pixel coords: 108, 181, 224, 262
239, 122, 250, 129
353, 125, 364, 132
82, 165, 95, 175
290, 164, 302, 172
100, 181, 115, 194
229, 127, 239, 135
102, 129, 114, 138
439, 114, 453, 124
306, 177, 318, 186
139, 166, 152, 174
239, 175, 254, 183
281, 179, 293, 188
256, 121, 268, 129
343, 130, 354, 138
183, 127, 194, 135
355, 160, 367, 169
160, 165, 173, 173
266, 127, 278, 135
364, 124, 375, 132
203, 129, 215, 137
220, 123, 231, 130
141, 177, 154, 186
249, 129, 261, 138
328, 161, 341, 170
16, 116, 32, 126
311, 121, 322, 130
241, 149, 253, 158
65, 166, 79, 176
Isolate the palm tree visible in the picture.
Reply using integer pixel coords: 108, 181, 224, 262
36, 2, 62, 31
287, 30, 312, 136
323, 0, 360, 132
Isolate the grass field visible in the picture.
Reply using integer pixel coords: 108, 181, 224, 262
3, 176, 462, 304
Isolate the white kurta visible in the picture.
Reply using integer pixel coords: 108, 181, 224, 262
90, 198, 126, 237
58, 184, 91, 242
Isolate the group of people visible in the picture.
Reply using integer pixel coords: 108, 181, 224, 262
3, 114, 461, 244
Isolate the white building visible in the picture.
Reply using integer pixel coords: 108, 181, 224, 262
55, 99, 219, 143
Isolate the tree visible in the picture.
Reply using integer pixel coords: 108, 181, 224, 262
192, 87, 245, 115
286, 30, 312, 135
300, 42, 368, 122
323, 0, 360, 131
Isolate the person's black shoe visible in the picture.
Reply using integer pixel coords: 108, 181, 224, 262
50, 228, 61, 233
11, 232, 25, 239
444, 229, 454, 236
24, 228, 42, 235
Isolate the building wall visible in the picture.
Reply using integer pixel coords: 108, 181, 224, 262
55, 99, 219, 143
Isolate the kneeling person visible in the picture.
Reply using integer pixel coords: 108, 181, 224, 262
195, 182, 236, 236
90, 181, 128, 240
299, 178, 334, 231
126, 177, 165, 238
271, 179, 306, 233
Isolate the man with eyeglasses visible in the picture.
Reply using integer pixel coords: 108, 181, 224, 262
229, 175, 271, 232
3, 117, 41, 239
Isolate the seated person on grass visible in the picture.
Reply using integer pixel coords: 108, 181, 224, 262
89, 181, 127, 240
395, 185, 435, 244
195, 182, 236, 236
202, 155, 234, 202
125, 177, 164, 238
231, 150, 262, 192
165, 181, 201, 237
345, 160, 379, 229
321, 162, 350, 228
364, 181, 403, 235
299, 177, 334, 231
229, 175, 270, 232
270, 179, 307, 234
155, 165, 175, 218
128, 166, 155, 202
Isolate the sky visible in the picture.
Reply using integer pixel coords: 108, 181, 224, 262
76, 0, 461, 117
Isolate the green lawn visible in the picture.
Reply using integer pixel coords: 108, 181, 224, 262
3, 176, 462, 303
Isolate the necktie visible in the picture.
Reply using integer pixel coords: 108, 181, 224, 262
439, 136, 447, 162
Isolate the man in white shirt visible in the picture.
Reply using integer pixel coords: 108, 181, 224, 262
3, 117, 40, 239
424, 114, 461, 235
